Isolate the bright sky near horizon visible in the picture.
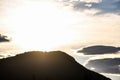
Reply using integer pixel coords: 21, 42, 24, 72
0, 0, 120, 50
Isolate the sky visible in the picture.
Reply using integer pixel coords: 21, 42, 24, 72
56, 0, 120, 50
0, 0, 120, 52
1, 0, 120, 48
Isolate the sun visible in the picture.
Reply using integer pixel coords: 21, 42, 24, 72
3, 0, 77, 51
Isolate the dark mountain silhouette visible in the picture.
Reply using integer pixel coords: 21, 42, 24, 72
0, 51, 111, 80
85, 58, 120, 74
77, 45, 120, 55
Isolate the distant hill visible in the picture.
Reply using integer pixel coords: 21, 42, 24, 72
0, 51, 111, 80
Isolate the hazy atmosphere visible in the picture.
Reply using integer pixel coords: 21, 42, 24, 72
0, 0, 120, 80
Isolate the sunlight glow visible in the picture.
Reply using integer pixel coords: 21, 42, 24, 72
4, 0, 78, 51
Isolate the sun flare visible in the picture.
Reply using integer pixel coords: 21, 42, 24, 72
4, 0, 77, 51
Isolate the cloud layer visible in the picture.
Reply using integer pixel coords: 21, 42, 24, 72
77, 45, 120, 55
85, 58, 120, 74
58, 0, 120, 15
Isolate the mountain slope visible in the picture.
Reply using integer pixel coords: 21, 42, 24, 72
0, 51, 111, 80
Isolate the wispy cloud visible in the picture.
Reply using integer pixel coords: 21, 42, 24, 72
57, 0, 120, 15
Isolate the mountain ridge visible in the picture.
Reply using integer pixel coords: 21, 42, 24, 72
0, 51, 111, 80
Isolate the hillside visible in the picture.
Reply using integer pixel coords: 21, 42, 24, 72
0, 51, 111, 80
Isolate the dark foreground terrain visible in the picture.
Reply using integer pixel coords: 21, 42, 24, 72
0, 51, 111, 80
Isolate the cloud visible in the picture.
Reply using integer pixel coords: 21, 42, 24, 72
58, 0, 120, 15
85, 58, 120, 74
77, 45, 120, 55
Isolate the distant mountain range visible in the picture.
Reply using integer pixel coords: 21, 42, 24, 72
0, 51, 110, 80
